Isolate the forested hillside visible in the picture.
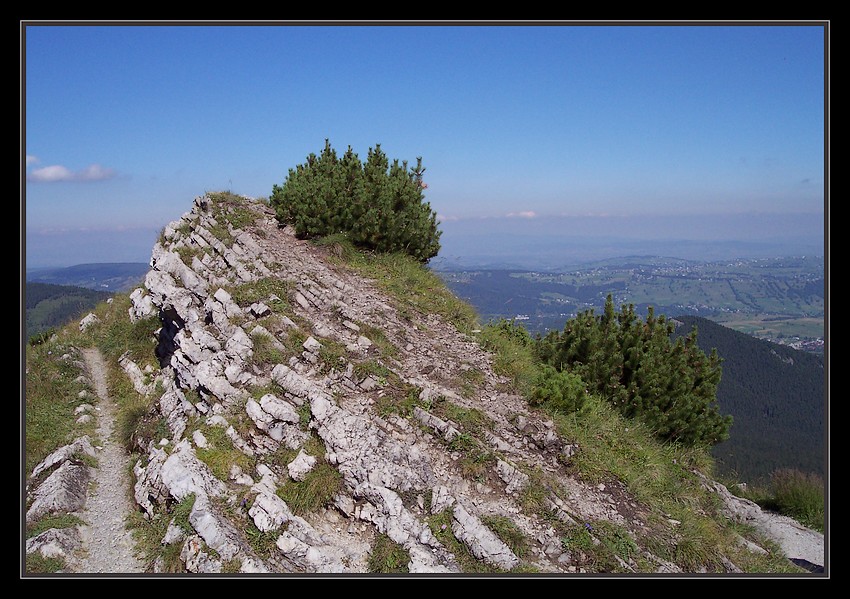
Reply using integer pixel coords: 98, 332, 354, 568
25, 282, 114, 341
26, 262, 149, 292
671, 316, 825, 483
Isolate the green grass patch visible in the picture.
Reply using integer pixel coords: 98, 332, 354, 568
195, 425, 254, 482
593, 520, 638, 565
206, 191, 261, 244
218, 202, 259, 231
245, 521, 281, 559
549, 392, 748, 572
87, 295, 160, 367
479, 319, 539, 394
317, 236, 479, 335
356, 322, 399, 358
175, 243, 205, 267
433, 401, 493, 436
227, 277, 294, 313
731, 470, 825, 532
26, 513, 86, 539
249, 382, 283, 401
368, 533, 411, 573
560, 520, 636, 573
551, 392, 713, 502
352, 358, 390, 382
282, 328, 308, 357
317, 338, 349, 374
764, 469, 824, 532
250, 329, 286, 368
25, 552, 67, 574
311, 233, 359, 262
297, 401, 312, 429
301, 433, 326, 458
447, 431, 477, 453
663, 516, 725, 572
458, 445, 496, 481
277, 462, 343, 515
221, 559, 242, 573
457, 365, 485, 399
175, 221, 194, 238
373, 378, 422, 419
275, 437, 342, 516
109, 364, 160, 452
24, 341, 96, 475
480, 515, 529, 558
126, 493, 197, 573
517, 467, 554, 516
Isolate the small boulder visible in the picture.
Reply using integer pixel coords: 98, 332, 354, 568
287, 450, 317, 482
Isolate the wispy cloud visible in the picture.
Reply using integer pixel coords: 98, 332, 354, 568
27, 161, 117, 182
505, 211, 537, 219
437, 214, 460, 223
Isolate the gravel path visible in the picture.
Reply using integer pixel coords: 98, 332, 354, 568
75, 349, 145, 574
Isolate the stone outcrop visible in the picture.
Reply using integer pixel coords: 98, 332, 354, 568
113, 193, 824, 575
27, 460, 91, 524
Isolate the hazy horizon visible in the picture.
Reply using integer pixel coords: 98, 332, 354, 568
24, 210, 825, 271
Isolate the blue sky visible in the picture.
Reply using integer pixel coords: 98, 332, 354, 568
23, 22, 827, 268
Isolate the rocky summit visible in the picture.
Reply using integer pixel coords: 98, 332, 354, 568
26, 193, 825, 575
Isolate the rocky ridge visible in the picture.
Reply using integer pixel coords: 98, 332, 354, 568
25, 192, 825, 575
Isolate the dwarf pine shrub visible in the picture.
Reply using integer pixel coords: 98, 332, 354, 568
270, 140, 441, 262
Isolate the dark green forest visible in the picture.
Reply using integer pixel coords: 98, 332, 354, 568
671, 316, 825, 483
25, 282, 114, 341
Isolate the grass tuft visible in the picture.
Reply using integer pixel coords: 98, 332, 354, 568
368, 533, 411, 573
195, 425, 254, 482
481, 514, 529, 558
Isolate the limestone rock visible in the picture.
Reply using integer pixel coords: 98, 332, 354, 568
188, 493, 245, 561
162, 520, 187, 545
451, 503, 519, 570
496, 459, 530, 494
26, 460, 91, 524
180, 534, 222, 573
79, 312, 99, 331
413, 407, 461, 443
302, 336, 322, 353
249, 492, 292, 533
259, 394, 300, 424
129, 287, 155, 322
224, 326, 253, 361
249, 302, 271, 318
26, 527, 81, 560
30, 436, 96, 480
287, 450, 317, 482
192, 430, 209, 449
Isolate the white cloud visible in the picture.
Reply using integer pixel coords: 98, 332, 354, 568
28, 165, 75, 182
26, 155, 38, 166
27, 162, 117, 183
505, 211, 537, 219
437, 213, 460, 222
77, 164, 116, 181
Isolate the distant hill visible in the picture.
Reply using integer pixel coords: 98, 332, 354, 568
671, 316, 825, 484
26, 262, 149, 293
25, 282, 114, 340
